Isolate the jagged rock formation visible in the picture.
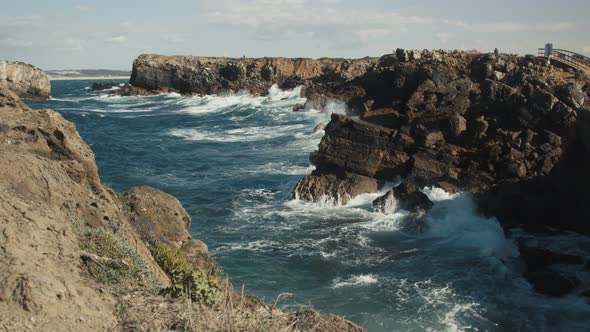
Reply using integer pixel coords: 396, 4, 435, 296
293, 50, 588, 223
373, 182, 433, 218
289, 49, 590, 298
0, 86, 365, 331
124, 54, 376, 97
0, 61, 51, 99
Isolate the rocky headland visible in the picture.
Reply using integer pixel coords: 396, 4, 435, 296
289, 49, 590, 297
0, 61, 51, 100
0, 84, 364, 331
112, 54, 376, 100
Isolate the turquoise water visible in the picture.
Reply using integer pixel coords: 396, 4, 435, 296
27, 80, 590, 331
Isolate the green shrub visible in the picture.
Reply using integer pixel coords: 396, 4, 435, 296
77, 224, 154, 286
153, 243, 223, 306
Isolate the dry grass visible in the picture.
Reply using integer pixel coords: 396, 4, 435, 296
76, 221, 364, 332
112, 275, 365, 332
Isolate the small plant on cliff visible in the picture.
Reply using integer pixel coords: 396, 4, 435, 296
77, 224, 155, 287
153, 242, 223, 306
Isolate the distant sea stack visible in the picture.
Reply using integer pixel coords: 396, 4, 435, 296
126, 54, 376, 97
0, 60, 50, 100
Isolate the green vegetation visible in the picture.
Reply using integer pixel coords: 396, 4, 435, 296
76, 223, 156, 287
153, 242, 223, 306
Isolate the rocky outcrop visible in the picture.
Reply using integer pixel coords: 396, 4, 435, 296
0, 61, 50, 99
120, 186, 192, 248
479, 107, 590, 235
293, 50, 589, 211
0, 85, 365, 331
91, 82, 120, 91
290, 49, 590, 298
124, 54, 376, 99
373, 182, 433, 217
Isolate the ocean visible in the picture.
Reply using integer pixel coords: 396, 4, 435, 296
26, 80, 590, 332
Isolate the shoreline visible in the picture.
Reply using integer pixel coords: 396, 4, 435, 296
49, 75, 130, 81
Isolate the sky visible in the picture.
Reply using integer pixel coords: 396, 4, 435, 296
1, 0, 589, 70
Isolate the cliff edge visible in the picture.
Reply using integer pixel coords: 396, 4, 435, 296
0, 85, 364, 332
0, 61, 51, 100
124, 54, 375, 97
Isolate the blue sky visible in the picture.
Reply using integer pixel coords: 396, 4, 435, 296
1, 0, 588, 69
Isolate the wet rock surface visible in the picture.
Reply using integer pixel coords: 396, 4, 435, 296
372, 182, 433, 217
91, 82, 121, 90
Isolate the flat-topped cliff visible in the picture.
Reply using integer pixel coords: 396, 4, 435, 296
0, 61, 51, 100
126, 54, 376, 96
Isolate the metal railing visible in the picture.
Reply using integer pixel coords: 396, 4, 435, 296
538, 47, 590, 72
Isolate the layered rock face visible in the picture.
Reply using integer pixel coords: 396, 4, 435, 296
292, 49, 589, 233
0, 61, 51, 99
127, 54, 376, 97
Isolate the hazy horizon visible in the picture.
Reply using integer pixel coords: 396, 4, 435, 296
1, 0, 589, 70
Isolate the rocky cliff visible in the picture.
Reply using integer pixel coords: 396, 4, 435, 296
0, 61, 51, 100
291, 49, 590, 297
293, 50, 588, 226
124, 54, 375, 97
0, 85, 364, 332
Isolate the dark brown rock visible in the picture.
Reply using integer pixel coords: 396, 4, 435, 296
291, 172, 378, 205
91, 82, 121, 91
373, 182, 433, 216
554, 82, 585, 109
524, 271, 577, 297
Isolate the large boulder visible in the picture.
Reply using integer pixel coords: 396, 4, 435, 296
120, 186, 191, 247
0, 60, 51, 99
554, 82, 585, 109
373, 182, 433, 217
291, 172, 378, 205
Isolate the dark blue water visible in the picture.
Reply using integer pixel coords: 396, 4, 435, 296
27, 80, 590, 332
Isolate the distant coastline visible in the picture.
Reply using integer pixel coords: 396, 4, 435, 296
48, 75, 130, 81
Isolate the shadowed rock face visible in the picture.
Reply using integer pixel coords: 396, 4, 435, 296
127, 54, 376, 98
373, 182, 433, 217
0, 61, 51, 99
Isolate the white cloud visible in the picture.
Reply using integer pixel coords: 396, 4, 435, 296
442, 19, 468, 28
542, 22, 575, 32
443, 19, 575, 33
0, 38, 33, 48
436, 32, 451, 44
106, 35, 127, 44
76, 4, 92, 12
203, 0, 431, 45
